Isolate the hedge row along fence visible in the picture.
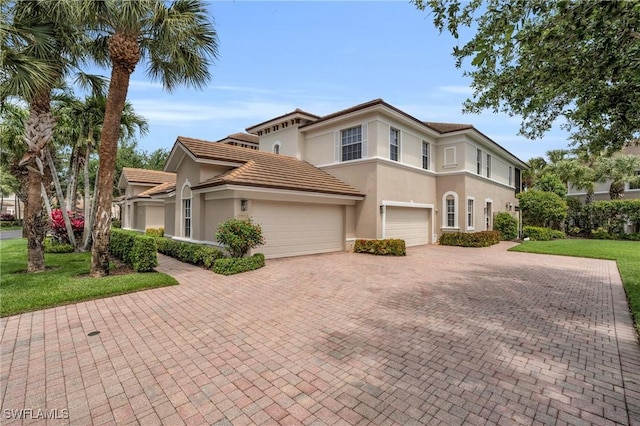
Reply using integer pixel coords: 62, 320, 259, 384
439, 231, 501, 247
353, 239, 406, 256
110, 229, 158, 272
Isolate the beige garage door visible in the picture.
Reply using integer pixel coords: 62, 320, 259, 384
385, 207, 430, 247
251, 201, 344, 258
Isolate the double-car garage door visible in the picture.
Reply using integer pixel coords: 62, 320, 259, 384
251, 201, 344, 258
385, 206, 430, 247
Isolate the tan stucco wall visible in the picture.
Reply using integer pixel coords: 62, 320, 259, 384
164, 200, 175, 237
258, 126, 304, 159
435, 139, 466, 173
140, 202, 164, 230
203, 198, 235, 243
436, 173, 518, 233
303, 114, 377, 166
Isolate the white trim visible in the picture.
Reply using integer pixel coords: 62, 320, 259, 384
442, 191, 459, 229
196, 184, 364, 201
443, 146, 456, 167
382, 200, 434, 209
317, 156, 438, 176
466, 196, 475, 231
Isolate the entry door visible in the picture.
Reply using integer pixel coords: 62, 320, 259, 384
485, 202, 493, 230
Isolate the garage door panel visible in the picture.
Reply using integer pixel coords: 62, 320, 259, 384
386, 207, 430, 247
251, 202, 343, 258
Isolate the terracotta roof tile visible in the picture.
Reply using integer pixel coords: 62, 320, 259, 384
216, 133, 259, 144
139, 182, 176, 198
423, 122, 474, 134
245, 109, 321, 133
122, 168, 176, 185
176, 137, 363, 197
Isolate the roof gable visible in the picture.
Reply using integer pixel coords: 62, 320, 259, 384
119, 167, 176, 190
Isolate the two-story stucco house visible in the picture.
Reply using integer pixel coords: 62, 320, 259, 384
134, 99, 526, 258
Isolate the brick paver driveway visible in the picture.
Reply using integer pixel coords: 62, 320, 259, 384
1, 243, 639, 425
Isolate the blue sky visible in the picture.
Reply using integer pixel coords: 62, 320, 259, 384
121, 1, 569, 162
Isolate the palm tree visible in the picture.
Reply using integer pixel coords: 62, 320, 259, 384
596, 155, 640, 199
1, 1, 87, 271
522, 157, 547, 190
88, 0, 218, 276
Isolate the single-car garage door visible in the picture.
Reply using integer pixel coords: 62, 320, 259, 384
385, 207, 430, 247
251, 201, 344, 258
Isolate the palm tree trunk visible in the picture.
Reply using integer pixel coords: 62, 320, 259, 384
65, 141, 81, 212
22, 93, 54, 272
90, 63, 134, 276
82, 148, 96, 251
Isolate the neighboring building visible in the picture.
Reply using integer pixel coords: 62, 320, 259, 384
567, 145, 640, 202
116, 168, 176, 232
136, 99, 526, 259
0, 194, 23, 219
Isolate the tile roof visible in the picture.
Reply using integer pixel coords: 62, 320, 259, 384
176, 137, 363, 197
216, 133, 259, 144
423, 122, 474, 134
122, 168, 176, 185
246, 108, 321, 133
139, 182, 176, 198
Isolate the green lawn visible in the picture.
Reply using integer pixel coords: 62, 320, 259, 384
509, 239, 640, 333
0, 239, 178, 317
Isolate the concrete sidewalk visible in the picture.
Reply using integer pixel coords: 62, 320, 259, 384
1, 243, 639, 425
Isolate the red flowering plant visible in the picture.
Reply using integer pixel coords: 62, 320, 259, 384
49, 209, 84, 245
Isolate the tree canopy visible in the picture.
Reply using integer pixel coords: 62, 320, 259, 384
413, 0, 640, 153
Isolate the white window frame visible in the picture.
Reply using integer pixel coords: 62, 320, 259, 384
466, 197, 475, 231
508, 166, 513, 186
422, 141, 430, 170
335, 124, 368, 162
486, 153, 492, 178
442, 191, 459, 229
476, 148, 482, 175
272, 142, 281, 154
444, 147, 456, 168
181, 181, 192, 239
389, 127, 400, 161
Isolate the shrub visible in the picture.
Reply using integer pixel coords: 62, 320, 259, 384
493, 212, 518, 240
44, 238, 74, 253
439, 231, 501, 247
156, 237, 223, 268
49, 209, 84, 245
0, 213, 15, 221
216, 218, 265, 258
522, 226, 565, 241
110, 229, 158, 272
0, 220, 21, 228
353, 239, 406, 256
145, 227, 164, 238
517, 190, 567, 228
111, 219, 122, 229
213, 253, 265, 275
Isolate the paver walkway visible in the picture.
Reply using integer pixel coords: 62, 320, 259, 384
1, 243, 639, 425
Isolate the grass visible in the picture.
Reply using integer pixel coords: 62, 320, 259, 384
0, 238, 178, 317
509, 239, 640, 333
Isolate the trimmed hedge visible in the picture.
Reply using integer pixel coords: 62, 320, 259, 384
44, 238, 74, 253
213, 253, 266, 275
145, 227, 164, 237
0, 220, 22, 228
156, 237, 223, 268
439, 231, 501, 247
353, 239, 406, 256
110, 229, 158, 272
522, 226, 565, 241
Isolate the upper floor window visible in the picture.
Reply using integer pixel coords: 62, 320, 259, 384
486, 154, 492, 178
390, 127, 400, 161
341, 126, 362, 161
477, 149, 482, 174
508, 166, 513, 186
422, 141, 430, 170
